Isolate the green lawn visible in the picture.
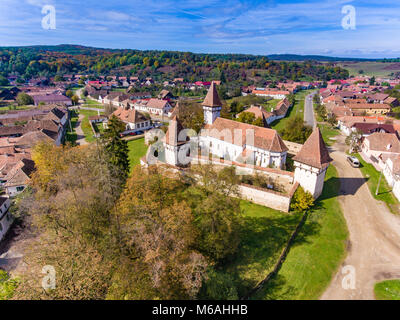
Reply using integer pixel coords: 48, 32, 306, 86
65, 110, 79, 144
0, 105, 33, 113
253, 166, 348, 300
263, 99, 281, 111
78, 109, 103, 143
127, 138, 148, 171
222, 201, 302, 298
354, 154, 399, 214
82, 97, 105, 109
271, 90, 314, 132
374, 280, 400, 300
318, 124, 340, 146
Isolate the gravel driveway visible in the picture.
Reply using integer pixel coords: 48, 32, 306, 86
321, 134, 400, 300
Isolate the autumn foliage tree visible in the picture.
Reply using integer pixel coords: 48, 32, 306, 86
184, 165, 242, 264
109, 166, 208, 299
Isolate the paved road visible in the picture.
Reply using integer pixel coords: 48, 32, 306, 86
304, 92, 317, 129
321, 134, 400, 300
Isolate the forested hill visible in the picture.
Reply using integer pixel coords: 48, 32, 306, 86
267, 54, 374, 62
0, 44, 350, 83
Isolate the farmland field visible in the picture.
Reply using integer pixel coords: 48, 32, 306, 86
337, 61, 400, 77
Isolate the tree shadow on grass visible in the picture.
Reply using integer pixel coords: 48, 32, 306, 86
223, 210, 321, 298
251, 274, 298, 300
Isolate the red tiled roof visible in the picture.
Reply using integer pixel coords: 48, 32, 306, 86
165, 116, 185, 146
203, 82, 222, 107
203, 117, 288, 153
293, 128, 332, 169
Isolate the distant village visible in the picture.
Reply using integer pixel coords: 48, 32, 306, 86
0, 71, 400, 238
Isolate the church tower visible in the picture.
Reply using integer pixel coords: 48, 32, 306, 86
164, 115, 186, 166
293, 128, 333, 198
202, 82, 222, 125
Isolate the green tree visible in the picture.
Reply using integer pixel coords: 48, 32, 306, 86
65, 90, 73, 98
71, 95, 79, 105
101, 115, 130, 180
252, 117, 265, 127
198, 268, 238, 300
280, 116, 313, 144
54, 75, 64, 82
290, 186, 314, 212
237, 112, 256, 124
369, 76, 376, 85
0, 75, 9, 86
16, 92, 34, 106
184, 165, 242, 263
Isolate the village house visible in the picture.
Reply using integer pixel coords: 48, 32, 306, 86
130, 92, 152, 99
345, 103, 391, 115
134, 98, 173, 117
3, 158, 35, 197
252, 89, 290, 100
0, 197, 13, 241
158, 90, 174, 100
382, 155, 400, 203
237, 106, 275, 127
361, 132, 400, 162
112, 107, 152, 134
236, 98, 291, 126
33, 94, 72, 106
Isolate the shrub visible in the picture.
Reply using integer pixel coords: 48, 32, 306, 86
0, 270, 19, 300
290, 186, 314, 212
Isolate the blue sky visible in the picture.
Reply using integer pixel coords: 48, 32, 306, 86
0, 0, 399, 58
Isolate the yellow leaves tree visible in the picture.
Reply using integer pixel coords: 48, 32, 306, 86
290, 186, 315, 212
110, 166, 208, 299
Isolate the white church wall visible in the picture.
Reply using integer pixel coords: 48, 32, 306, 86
239, 184, 292, 212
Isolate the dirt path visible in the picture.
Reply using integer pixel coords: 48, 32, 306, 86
75, 114, 88, 146
321, 135, 400, 300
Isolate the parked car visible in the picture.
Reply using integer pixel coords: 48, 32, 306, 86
128, 132, 137, 136
136, 131, 144, 135
347, 156, 360, 168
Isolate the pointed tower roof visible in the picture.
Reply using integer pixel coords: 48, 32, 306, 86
203, 82, 222, 107
165, 115, 185, 146
170, 102, 181, 118
293, 128, 332, 169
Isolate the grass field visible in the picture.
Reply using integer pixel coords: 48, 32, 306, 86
374, 280, 400, 300
318, 124, 340, 146
253, 166, 348, 300
270, 90, 314, 132
337, 61, 400, 77
127, 138, 147, 171
354, 154, 399, 214
81, 97, 105, 109
78, 109, 102, 143
0, 105, 33, 112
223, 201, 302, 298
65, 110, 79, 144
263, 99, 281, 111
